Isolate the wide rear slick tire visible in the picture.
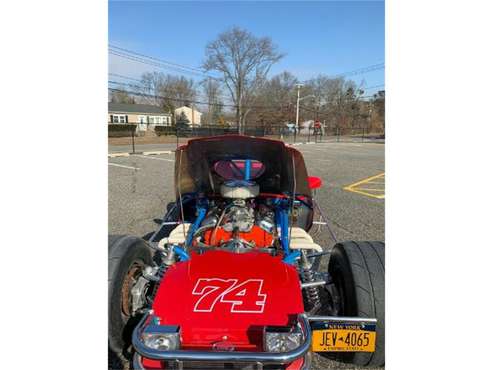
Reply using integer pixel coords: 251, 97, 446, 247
108, 235, 153, 355
328, 241, 385, 367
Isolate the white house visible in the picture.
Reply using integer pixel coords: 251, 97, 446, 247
174, 106, 202, 126
108, 102, 173, 133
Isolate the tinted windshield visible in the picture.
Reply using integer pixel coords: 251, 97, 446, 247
214, 159, 265, 180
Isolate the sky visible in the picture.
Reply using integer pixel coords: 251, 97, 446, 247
109, 1, 384, 94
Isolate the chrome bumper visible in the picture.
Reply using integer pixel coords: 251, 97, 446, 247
132, 312, 311, 367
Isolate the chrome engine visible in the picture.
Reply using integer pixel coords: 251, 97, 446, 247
222, 200, 255, 233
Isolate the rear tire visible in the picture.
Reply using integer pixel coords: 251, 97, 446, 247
327, 241, 385, 367
108, 235, 153, 355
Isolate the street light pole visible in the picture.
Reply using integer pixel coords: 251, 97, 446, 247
295, 83, 302, 143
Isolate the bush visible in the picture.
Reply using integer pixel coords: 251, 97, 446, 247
108, 124, 137, 137
155, 125, 176, 136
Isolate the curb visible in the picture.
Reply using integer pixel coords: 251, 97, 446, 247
108, 152, 130, 158
108, 150, 173, 158
142, 150, 173, 155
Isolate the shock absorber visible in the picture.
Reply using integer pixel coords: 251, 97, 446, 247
148, 247, 176, 302
300, 251, 321, 311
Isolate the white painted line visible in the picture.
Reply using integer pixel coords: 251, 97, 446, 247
134, 155, 174, 162
108, 152, 130, 158
142, 150, 172, 155
108, 163, 140, 170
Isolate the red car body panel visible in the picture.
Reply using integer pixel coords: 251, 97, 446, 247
151, 250, 304, 350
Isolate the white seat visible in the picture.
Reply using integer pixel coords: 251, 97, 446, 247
288, 227, 322, 252
288, 227, 314, 242
158, 223, 191, 247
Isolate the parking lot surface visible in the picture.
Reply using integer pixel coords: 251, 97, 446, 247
108, 141, 384, 369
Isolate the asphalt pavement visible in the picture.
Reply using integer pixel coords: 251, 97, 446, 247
108, 141, 384, 369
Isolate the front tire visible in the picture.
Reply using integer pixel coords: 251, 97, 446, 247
108, 235, 153, 355
328, 241, 385, 367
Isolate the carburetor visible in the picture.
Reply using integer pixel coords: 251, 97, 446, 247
222, 199, 255, 232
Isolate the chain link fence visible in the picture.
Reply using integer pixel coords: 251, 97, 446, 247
108, 122, 385, 153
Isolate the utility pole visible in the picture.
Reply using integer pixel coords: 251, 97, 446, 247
295, 84, 302, 131
294, 85, 315, 143
295, 83, 303, 143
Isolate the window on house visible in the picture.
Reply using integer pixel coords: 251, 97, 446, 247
112, 115, 126, 123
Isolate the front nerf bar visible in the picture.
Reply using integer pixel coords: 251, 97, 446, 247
132, 311, 377, 368
132, 312, 311, 365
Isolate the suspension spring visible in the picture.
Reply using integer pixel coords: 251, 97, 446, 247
149, 264, 167, 302
302, 268, 321, 307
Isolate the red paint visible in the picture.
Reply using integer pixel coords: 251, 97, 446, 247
202, 225, 274, 247
307, 176, 323, 189
151, 250, 304, 349
286, 357, 306, 370
141, 358, 164, 369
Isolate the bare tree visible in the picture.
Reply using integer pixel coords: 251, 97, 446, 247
252, 71, 298, 126
200, 78, 223, 125
371, 90, 385, 132
300, 76, 367, 130
138, 72, 197, 112
203, 27, 284, 133
110, 85, 135, 104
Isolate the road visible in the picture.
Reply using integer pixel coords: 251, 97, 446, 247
108, 141, 384, 369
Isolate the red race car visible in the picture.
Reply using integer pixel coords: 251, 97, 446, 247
109, 135, 385, 369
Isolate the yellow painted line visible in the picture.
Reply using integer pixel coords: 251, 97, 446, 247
344, 173, 385, 199
345, 188, 385, 199
346, 172, 385, 188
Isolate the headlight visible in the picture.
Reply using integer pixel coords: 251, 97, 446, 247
142, 324, 180, 351
264, 326, 303, 353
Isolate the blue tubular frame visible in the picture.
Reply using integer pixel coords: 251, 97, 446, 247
185, 200, 208, 247
244, 159, 251, 181
173, 245, 190, 261
274, 198, 301, 264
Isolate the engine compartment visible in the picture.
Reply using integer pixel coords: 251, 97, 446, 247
197, 197, 276, 249
159, 158, 319, 255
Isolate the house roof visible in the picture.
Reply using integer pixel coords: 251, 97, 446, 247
108, 102, 171, 115
175, 106, 202, 115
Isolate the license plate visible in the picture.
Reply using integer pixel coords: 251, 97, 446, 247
311, 323, 376, 352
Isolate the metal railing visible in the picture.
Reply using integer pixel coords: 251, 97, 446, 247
108, 122, 385, 153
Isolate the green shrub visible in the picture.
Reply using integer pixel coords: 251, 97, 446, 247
154, 125, 176, 136
108, 124, 137, 137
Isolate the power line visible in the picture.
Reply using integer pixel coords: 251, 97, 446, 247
298, 95, 383, 115
109, 47, 220, 81
109, 87, 234, 108
331, 63, 385, 78
362, 84, 385, 90
108, 80, 233, 103
109, 44, 208, 74
108, 73, 141, 83
300, 63, 385, 84
109, 50, 214, 79
109, 87, 295, 110
108, 74, 234, 102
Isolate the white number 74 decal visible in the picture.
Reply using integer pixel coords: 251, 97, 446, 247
192, 278, 267, 313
